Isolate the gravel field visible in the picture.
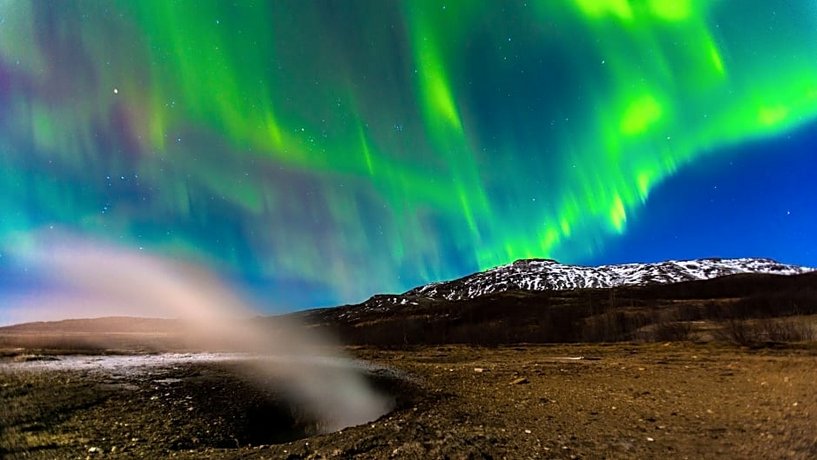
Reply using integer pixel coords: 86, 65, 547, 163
2, 343, 816, 459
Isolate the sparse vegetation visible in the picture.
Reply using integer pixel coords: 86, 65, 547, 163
306, 272, 817, 347
715, 317, 816, 346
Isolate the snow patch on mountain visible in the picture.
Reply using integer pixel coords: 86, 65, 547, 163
403, 258, 812, 301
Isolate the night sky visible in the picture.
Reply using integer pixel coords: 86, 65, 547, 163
1, 1, 816, 310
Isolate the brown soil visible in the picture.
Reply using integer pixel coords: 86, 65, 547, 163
2, 343, 817, 459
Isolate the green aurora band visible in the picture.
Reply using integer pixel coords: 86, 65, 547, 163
1, 1, 816, 305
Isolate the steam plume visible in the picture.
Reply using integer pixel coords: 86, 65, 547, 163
2, 232, 391, 431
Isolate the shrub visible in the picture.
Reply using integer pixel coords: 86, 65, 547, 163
716, 319, 757, 346
758, 318, 815, 342
651, 321, 693, 342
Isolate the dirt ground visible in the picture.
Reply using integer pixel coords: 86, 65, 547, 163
2, 343, 816, 459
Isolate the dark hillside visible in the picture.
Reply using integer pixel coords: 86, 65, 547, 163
304, 272, 817, 346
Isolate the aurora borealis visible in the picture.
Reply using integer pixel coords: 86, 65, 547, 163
1, 1, 816, 309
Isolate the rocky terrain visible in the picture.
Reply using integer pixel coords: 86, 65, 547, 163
2, 344, 817, 459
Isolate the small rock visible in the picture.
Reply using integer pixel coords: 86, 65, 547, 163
524, 429, 532, 434
88, 446, 101, 454
646, 437, 655, 442
390, 441, 426, 457
474, 367, 485, 373
510, 377, 529, 385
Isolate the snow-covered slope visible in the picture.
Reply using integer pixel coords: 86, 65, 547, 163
402, 258, 813, 302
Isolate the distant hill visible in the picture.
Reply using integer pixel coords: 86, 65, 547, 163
0, 316, 180, 334
304, 269, 817, 346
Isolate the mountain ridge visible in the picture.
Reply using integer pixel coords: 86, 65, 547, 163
352, 257, 813, 314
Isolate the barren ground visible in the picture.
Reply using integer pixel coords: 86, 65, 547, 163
2, 343, 817, 459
